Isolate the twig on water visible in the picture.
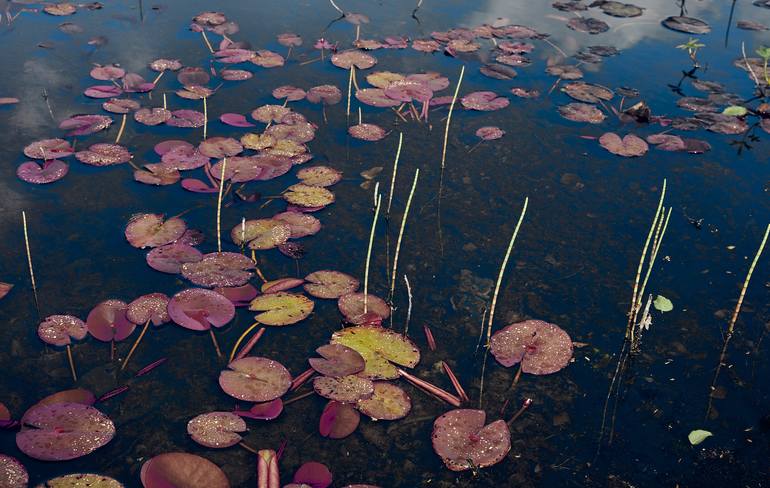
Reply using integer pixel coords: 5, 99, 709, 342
22, 211, 40, 319
121, 319, 150, 371
200, 30, 214, 53
404, 275, 413, 336
203, 96, 208, 140
706, 223, 769, 419
66, 345, 77, 382
115, 114, 127, 144
216, 158, 228, 253
364, 191, 382, 314
390, 168, 419, 301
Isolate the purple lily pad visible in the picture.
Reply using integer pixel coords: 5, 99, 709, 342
251, 50, 285, 68
475, 126, 505, 141
199, 137, 243, 158
262, 278, 304, 294
166, 109, 206, 128
251, 104, 291, 124
122, 73, 155, 93
178, 67, 211, 87
319, 401, 360, 439
356, 382, 411, 420
59, 114, 113, 136
331, 50, 377, 70
134, 107, 172, 126
489, 319, 573, 374
273, 85, 306, 102
432, 409, 511, 472
306, 85, 342, 105
17, 160, 69, 184
0, 455, 27, 488
461, 91, 509, 111
221, 69, 253, 81
293, 462, 332, 488
103, 98, 141, 114
90, 65, 125, 81
215, 284, 259, 307
150, 58, 183, 71
356, 88, 401, 108
168, 288, 236, 331
558, 103, 606, 123
599, 133, 648, 157
219, 357, 291, 402
161, 145, 209, 170
38, 315, 87, 346
141, 452, 229, 488
313, 375, 374, 403
187, 412, 246, 448
0, 283, 12, 301
75, 144, 131, 166
16, 402, 115, 461
87, 299, 135, 342
23, 139, 73, 160
134, 163, 181, 186
125, 213, 186, 249
278, 32, 302, 47
127, 293, 170, 326
309, 344, 366, 377
182, 178, 219, 193
349, 123, 386, 141
304, 270, 359, 299
562, 82, 613, 103
181, 252, 255, 288
220, 113, 255, 127
273, 211, 321, 238
338, 293, 391, 324
154, 140, 193, 156
384, 81, 433, 103
234, 398, 283, 420
146, 243, 203, 274
84, 85, 123, 98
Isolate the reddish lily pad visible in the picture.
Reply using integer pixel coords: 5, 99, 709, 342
146, 243, 203, 274
356, 88, 401, 108
273, 211, 322, 238
150, 58, 183, 71
181, 252, 255, 288
17, 160, 69, 184
278, 33, 302, 47
331, 50, 377, 70
599, 133, 648, 157
60, 114, 113, 136
127, 293, 170, 326
306, 85, 342, 105
349, 123, 387, 141
87, 300, 135, 342
168, 288, 235, 331
293, 462, 333, 488
313, 375, 374, 403
273, 85, 306, 102
230, 218, 291, 250
23, 139, 73, 160
0, 283, 12, 301
248, 292, 314, 326
187, 412, 246, 448
220, 113, 255, 127
221, 69, 253, 81
103, 98, 141, 114
356, 382, 411, 420
161, 145, 209, 169
319, 401, 360, 439
199, 137, 243, 158
461, 91, 509, 111
475, 126, 505, 141
479, 64, 518, 80
432, 409, 511, 471
562, 82, 613, 103
219, 357, 291, 402
558, 103, 605, 123
75, 144, 131, 166
125, 213, 186, 249
38, 315, 87, 346
338, 293, 391, 324
251, 50, 285, 68
134, 108, 172, 126
304, 271, 359, 299
215, 284, 259, 307
234, 398, 283, 420
546, 65, 584, 80
38, 474, 123, 487
309, 344, 366, 377
412, 39, 441, 52
84, 85, 123, 98
489, 319, 573, 374
261, 278, 304, 294
16, 402, 115, 461
134, 164, 181, 186
0, 455, 27, 488
140, 452, 229, 488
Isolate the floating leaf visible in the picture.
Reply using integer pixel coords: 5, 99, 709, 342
297, 166, 342, 187
219, 357, 291, 402
273, 211, 322, 238
319, 401, 360, 439
103, 98, 141, 114
309, 344, 366, 377
558, 103, 605, 123
461, 91, 509, 111
38, 474, 123, 487
293, 462, 333, 488
230, 219, 291, 250
331, 50, 377, 70
313, 375, 374, 403
306, 85, 342, 105
304, 271, 360, 299
356, 382, 411, 420
432, 409, 511, 472
140, 453, 229, 488
146, 243, 203, 274
562, 82, 613, 103
284, 184, 335, 208
331, 325, 419, 379
349, 123, 387, 141
17, 160, 69, 184
38, 315, 87, 346
662, 16, 710, 34
234, 398, 283, 420
251, 50, 285, 68
134, 107, 172, 126
489, 319, 573, 374
127, 293, 170, 326
261, 278, 304, 294
60, 114, 113, 136
87, 300, 135, 342
215, 284, 259, 307
125, 213, 186, 249
248, 292, 314, 326
653, 295, 673, 312
0, 455, 28, 488
688, 429, 713, 445
338, 293, 391, 324
0, 283, 12, 301
181, 252, 255, 288
168, 288, 235, 331
220, 113, 255, 127
273, 85, 306, 102
599, 133, 648, 157
23, 139, 73, 160
75, 144, 131, 166
567, 17, 609, 34
199, 137, 243, 158
475, 126, 505, 141
722, 105, 748, 117
187, 412, 247, 448
44, 3, 77, 16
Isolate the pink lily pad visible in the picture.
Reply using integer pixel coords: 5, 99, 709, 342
219, 357, 291, 402
558, 103, 605, 123
461, 91, 509, 111
187, 411, 246, 448
44, 3, 77, 16
103, 98, 141, 114
0, 455, 27, 488
84, 85, 123, 98
306, 85, 342, 105
199, 137, 243, 158
251, 104, 291, 124
23, 139, 73, 159
150, 58, 182, 71
125, 213, 186, 249
273, 85, 306, 102
349, 123, 386, 141
16, 402, 115, 461
384, 81, 433, 102
167, 109, 206, 128
134, 107, 172, 126
432, 409, 511, 471
182, 178, 219, 193
273, 211, 321, 238
319, 401, 360, 439
230, 219, 291, 250
90, 65, 125, 80
154, 140, 192, 156
127, 293, 170, 326
181, 252, 255, 288
215, 284, 259, 307
251, 50, 285, 68
134, 163, 181, 186
490, 319, 573, 374
87, 299, 135, 342
309, 344, 366, 377
220, 113, 255, 127
313, 375, 374, 403
293, 462, 332, 488
0, 97, 19, 105
122, 73, 154, 93
331, 50, 377, 70
146, 243, 203, 274
413, 39, 441, 52
475, 126, 505, 141
278, 33, 302, 47
0, 282, 12, 300
178, 67, 211, 86
234, 398, 283, 420
214, 48, 256, 64
17, 160, 69, 184
338, 292, 391, 324
355, 88, 401, 108
265, 122, 316, 143
221, 69, 253, 81
304, 271, 359, 299
75, 143, 131, 166
168, 288, 235, 331
599, 133, 648, 157
38, 315, 87, 346
356, 382, 411, 420
161, 145, 209, 170
140, 452, 229, 488
59, 114, 113, 136
262, 278, 304, 294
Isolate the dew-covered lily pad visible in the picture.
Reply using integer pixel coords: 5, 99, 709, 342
199, 137, 243, 158
331, 325, 419, 379
134, 108, 172, 126
75, 144, 131, 166
16, 402, 115, 461
168, 288, 235, 331
161, 145, 209, 170
432, 409, 510, 472
331, 50, 377, 70
313, 375, 374, 403
489, 319, 573, 374
248, 292, 314, 326
546, 64, 584, 80
356, 382, 411, 420
181, 252, 255, 288
187, 412, 247, 448
558, 103, 606, 123
273, 85, 306, 102
87, 300, 135, 342
599, 133, 648, 157
475, 126, 505, 141
306, 85, 342, 105
309, 344, 366, 377
146, 243, 203, 274
0, 455, 27, 488
103, 98, 141, 114
38, 315, 87, 346
261, 278, 304, 294
230, 219, 291, 250
349, 123, 387, 141
125, 213, 186, 249
127, 293, 170, 326
337, 293, 391, 324
662, 16, 711, 34
23, 139, 73, 160
44, 3, 77, 16
297, 166, 343, 187
60, 114, 113, 136
17, 160, 69, 184
37, 474, 124, 487
219, 357, 291, 402
284, 184, 335, 208
319, 401, 360, 439
304, 270, 360, 299
461, 91, 509, 111
355, 88, 401, 108
140, 452, 229, 488
220, 113, 255, 127
273, 211, 322, 238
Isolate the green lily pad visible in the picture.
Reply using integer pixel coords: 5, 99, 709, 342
688, 429, 713, 445
653, 295, 673, 312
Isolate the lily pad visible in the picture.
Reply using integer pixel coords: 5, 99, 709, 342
688, 429, 713, 445
304, 270, 360, 299
475, 126, 505, 141
125, 213, 186, 249
38, 315, 87, 346
0, 455, 27, 488
297, 166, 343, 187
356, 88, 401, 108
87, 300, 135, 342
596, 1, 643, 17
261, 278, 304, 294
331, 325, 419, 379
432, 409, 511, 472
37, 474, 123, 487
653, 295, 673, 312
199, 137, 243, 158
331, 50, 377, 70
558, 103, 605, 123
662, 16, 711, 34
146, 243, 203, 274
349, 123, 387, 141
103, 98, 141, 114
337, 293, 391, 324
306, 85, 342, 105
220, 113, 255, 127
181, 252, 255, 288
356, 382, 411, 420
23, 139, 73, 160
75, 144, 131, 166
187, 412, 247, 448
219, 357, 291, 402
168, 288, 235, 331
319, 401, 360, 439
273, 85, 306, 102
127, 293, 170, 326
309, 344, 366, 377
134, 108, 172, 126
567, 17, 610, 34
313, 375, 374, 403
562, 82, 613, 103
489, 319, 573, 374
461, 91, 509, 111
248, 292, 314, 326
284, 184, 335, 208
140, 453, 229, 488
230, 219, 291, 250
234, 398, 283, 420
17, 160, 69, 184
16, 402, 115, 461
273, 211, 322, 238
599, 133, 648, 157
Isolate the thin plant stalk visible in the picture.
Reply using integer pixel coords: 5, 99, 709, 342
386, 132, 403, 216
706, 223, 770, 419
328, 0, 344, 14
389, 169, 419, 301
440, 65, 465, 169
229, 322, 263, 362
507, 398, 532, 427
66, 345, 77, 382
209, 328, 222, 358
200, 30, 214, 53
162, 92, 167, 110
346, 66, 354, 119
403, 274, 412, 336
203, 96, 208, 140
234, 326, 266, 362
21, 211, 39, 318
363, 192, 382, 314
115, 114, 127, 144
152, 70, 165, 86
216, 158, 228, 253
121, 319, 151, 371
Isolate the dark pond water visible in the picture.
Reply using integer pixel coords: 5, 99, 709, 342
1, 0, 770, 486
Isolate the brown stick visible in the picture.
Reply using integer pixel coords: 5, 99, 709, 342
66, 345, 77, 382
209, 328, 222, 358
121, 319, 150, 371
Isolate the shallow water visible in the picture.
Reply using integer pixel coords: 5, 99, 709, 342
1, 0, 769, 486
